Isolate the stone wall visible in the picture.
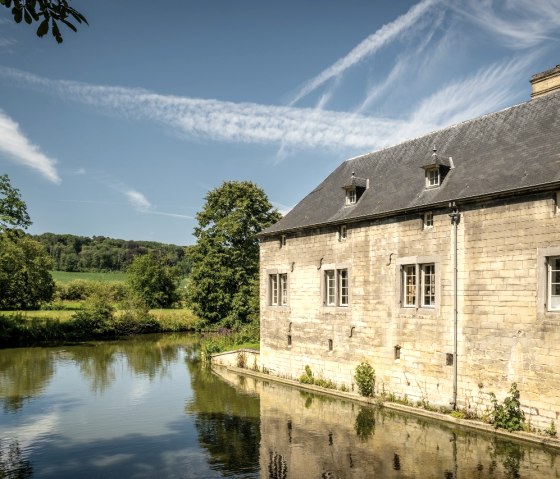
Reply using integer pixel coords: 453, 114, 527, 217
260, 191, 560, 429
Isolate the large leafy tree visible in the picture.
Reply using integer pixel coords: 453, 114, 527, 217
0, 174, 55, 310
127, 254, 179, 309
0, 174, 31, 233
0, 233, 55, 309
0, 0, 87, 43
186, 181, 281, 327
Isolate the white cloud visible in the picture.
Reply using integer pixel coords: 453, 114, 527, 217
453, 0, 560, 49
289, 0, 440, 105
125, 189, 152, 211
0, 109, 61, 183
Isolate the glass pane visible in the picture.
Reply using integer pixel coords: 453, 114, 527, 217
551, 295, 560, 310
325, 271, 335, 305
403, 265, 416, 306
422, 264, 435, 307
270, 275, 278, 305
339, 269, 348, 306
280, 274, 288, 306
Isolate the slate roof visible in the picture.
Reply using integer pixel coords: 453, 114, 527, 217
262, 89, 560, 236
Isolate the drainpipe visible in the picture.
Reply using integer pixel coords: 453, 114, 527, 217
448, 202, 460, 409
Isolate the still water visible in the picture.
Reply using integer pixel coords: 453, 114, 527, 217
0, 334, 558, 478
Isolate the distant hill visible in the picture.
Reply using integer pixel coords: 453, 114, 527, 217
33, 233, 190, 274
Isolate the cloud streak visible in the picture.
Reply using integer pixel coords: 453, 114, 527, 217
289, 0, 440, 106
0, 109, 61, 183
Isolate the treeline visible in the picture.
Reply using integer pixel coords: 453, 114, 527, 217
33, 233, 190, 274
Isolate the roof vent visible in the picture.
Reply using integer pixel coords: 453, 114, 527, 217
530, 65, 560, 99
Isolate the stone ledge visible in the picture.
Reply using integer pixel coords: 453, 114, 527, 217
217, 363, 560, 450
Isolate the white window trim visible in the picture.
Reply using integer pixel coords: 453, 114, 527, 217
267, 269, 289, 307
547, 256, 560, 311
345, 188, 357, 205
423, 211, 434, 229
396, 256, 440, 312
425, 168, 440, 188
537, 247, 560, 315
339, 225, 347, 241
322, 264, 350, 308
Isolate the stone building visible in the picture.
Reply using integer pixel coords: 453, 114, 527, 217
258, 66, 560, 428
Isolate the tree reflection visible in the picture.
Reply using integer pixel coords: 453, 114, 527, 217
354, 406, 376, 441
186, 362, 260, 475
0, 347, 54, 411
0, 440, 32, 478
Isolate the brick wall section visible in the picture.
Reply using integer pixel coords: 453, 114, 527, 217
260, 191, 560, 429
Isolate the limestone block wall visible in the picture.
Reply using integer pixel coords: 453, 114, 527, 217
260, 191, 560, 429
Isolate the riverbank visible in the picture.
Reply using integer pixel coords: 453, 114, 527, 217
0, 307, 200, 347
214, 361, 560, 451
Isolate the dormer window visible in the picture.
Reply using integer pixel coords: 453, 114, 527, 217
425, 168, 440, 188
342, 171, 368, 206
345, 188, 357, 205
421, 147, 453, 190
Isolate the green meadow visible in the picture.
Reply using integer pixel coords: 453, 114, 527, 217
51, 270, 129, 284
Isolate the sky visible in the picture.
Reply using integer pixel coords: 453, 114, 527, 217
0, 0, 559, 246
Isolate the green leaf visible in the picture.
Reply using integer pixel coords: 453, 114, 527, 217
52, 19, 62, 43
12, 6, 22, 23
23, 8, 32, 24
61, 18, 76, 32
36, 17, 48, 37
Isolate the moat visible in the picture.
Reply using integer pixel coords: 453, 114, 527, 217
1, 334, 558, 478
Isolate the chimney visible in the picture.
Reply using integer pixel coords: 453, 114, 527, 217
530, 65, 560, 98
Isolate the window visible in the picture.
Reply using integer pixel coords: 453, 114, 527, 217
345, 188, 357, 205
280, 235, 287, 248
339, 225, 347, 241
324, 268, 349, 306
423, 211, 433, 229
426, 168, 440, 188
548, 257, 560, 311
402, 263, 436, 308
269, 273, 288, 306
556, 192, 560, 215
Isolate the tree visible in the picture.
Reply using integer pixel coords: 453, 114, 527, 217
0, 0, 87, 43
186, 181, 281, 327
0, 174, 31, 233
0, 233, 55, 309
127, 254, 179, 309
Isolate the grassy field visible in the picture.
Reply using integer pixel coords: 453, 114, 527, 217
51, 271, 129, 283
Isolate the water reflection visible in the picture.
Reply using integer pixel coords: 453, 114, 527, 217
0, 440, 33, 478
186, 361, 260, 476
213, 367, 560, 479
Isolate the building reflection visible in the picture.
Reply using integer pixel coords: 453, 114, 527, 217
213, 367, 560, 479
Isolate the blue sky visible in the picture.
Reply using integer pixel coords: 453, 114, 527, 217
0, 0, 559, 245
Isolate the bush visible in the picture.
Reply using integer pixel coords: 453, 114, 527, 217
299, 365, 314, 384
355, 361, 376, 397
489, 383, 525, 432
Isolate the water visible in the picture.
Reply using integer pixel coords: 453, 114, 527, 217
0, 334, 558, 478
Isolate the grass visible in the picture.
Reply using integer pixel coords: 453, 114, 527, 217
0, 307, 200, 330
51, 271, 129, 284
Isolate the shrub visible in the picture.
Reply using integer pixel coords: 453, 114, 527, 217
299, 365, 314, 384
489, 383, 525, 432
354, 361, 376, 397
545, 421, 557, 438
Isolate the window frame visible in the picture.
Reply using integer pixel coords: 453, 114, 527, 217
397, 256, 439, 311
425, 168, 440, 188
423, 211, 434, 229
345, 188, 357, 205
548, 256, 560, 311
268, 271, 288, 307
322, 266, 350, 307
339, 225, 347, 241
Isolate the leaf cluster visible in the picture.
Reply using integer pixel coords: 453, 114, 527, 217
489, 383, 525, 432
0, 0, 87, 43
354, 361, 376, 397
0, 174, 31, 233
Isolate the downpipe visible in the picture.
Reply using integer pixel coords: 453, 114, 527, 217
448, 202, 460, 409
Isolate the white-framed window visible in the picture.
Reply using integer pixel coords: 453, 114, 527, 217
339, 225, 347, 241
269, 273, 288, 306
324, 268, 349, 306
421, 264, 436, 307
425, 168, 440, 188
548, 256, 560, 311
423, 211, 434, 229
555, 192, 560, 215
345, 188, 357, 205
402, 263, 436, 308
